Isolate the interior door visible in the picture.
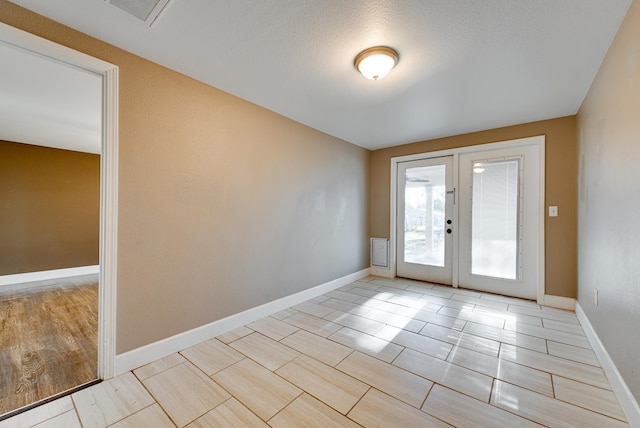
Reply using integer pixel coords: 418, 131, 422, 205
397, 156, 454, 284
457, 145, 540, 299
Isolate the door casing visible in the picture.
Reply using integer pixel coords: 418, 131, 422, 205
387, 136, 545, 303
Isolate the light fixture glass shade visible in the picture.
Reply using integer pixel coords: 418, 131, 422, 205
354, 46, 399, 80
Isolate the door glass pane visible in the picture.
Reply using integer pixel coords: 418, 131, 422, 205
471, 159, 520, 279
404, 164, 446, 266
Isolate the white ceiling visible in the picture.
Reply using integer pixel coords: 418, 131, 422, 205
0, 40, 102, 153
3, 0, 633, 150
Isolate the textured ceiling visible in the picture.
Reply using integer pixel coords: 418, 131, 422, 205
3, 0, 633, 150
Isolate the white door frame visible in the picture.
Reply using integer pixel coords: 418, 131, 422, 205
0, 23, 119, 378
389, 136, 545, 303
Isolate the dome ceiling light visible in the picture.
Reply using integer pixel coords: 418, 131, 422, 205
354, 46, 399, 81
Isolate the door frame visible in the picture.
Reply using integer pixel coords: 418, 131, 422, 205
389, 136, 545, 303
0, 23, 119, 378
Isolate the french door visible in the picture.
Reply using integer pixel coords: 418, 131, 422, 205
396, 156, 454, 284
396, 141, 541, 300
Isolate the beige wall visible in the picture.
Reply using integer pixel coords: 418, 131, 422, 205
0, 140, 99, 275
0, 2, 370, 353
370, 116, 577, 298
577, 0, 640, 402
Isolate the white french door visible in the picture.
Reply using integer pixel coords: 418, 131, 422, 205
395, 139, 541, 300
457, 145, 540, 299
396, 156, 454, 284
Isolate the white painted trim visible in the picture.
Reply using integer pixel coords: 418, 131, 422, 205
541, 294, 575, 311
114, 268, 370, 374
370, 266, 394, 278
0, 23, 119, 380
390, 136, 545, 299
576, 303, 640, 427
0, 265, 99, 287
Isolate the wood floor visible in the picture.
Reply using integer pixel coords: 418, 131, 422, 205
0, 282, 98, 416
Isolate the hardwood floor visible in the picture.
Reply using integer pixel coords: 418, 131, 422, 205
0, 282, 98, 416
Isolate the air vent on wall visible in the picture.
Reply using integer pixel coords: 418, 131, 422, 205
107, 0, 171, 26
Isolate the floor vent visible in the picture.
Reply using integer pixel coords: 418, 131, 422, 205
370, 238, 389, 268
107, 0, 172, 26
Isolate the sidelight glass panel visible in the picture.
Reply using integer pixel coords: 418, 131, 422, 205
471, 159, 520, 279
404, 165, 446, 266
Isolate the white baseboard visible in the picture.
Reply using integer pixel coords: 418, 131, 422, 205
0, 265, 99, 292
115, 268, 370, 375
370, 266, 394, 279
541, 294, 575, 310
576, 302, 640, 427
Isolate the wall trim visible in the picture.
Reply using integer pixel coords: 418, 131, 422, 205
115, 268, 370, 375
0, 265, 99, 287
370, 266, 394, 279
541, 294, 575, 311
576, 302, 640, 427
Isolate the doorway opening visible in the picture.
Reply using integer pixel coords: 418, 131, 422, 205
0, 23, 118, 419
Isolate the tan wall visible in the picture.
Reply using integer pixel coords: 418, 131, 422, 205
0, 141, 99, 275
0, 2, 370, 353
370, 116, 577, 298
577, 0, 640, 402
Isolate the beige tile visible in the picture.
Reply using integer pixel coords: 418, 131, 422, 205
180, 338, 244, 375
346, 285, 387, 299
500, 343, 610, 389
472, 305, 544, 327
280, 312, 342, 337
186, 398, 269, 428
269, 393, 361, 428
376, 325, 453, 360
336, 351, 432, 408
229, 332, 299, 370
109, 404, 175, 428
510, 304, 580, 324
447, 346, 553, 396
73, 372, 155, 428
348, 388, 450, 428
280, 329, 352, 366
419, 293, 468, 309
212, 358, 301, 420
247, 316, 298, 341
321, 299, 370, 315
491, 380, 628, 428
419, 323, 500, 357
543, 318, 586, 335
462, 321, 547, 353
357, 296, 421, 316
216, 325, 253, 344
438, 306, 505, 328
422, 385, 542, 427
394, 348, 493, 402
450, 293, 509, 310
271, 308, 298, 320
504, 322, 590, 348
276, 355, 368, 414
553, 376, 627, 422
326, 290, 362, 303
133, 353, 186, 380
0, 396, 74, 428
31, 410, 81, 428
328, 327, 403, 362
547, 340, 600, 366
324, 310, 388, 336
481, 293, 541, 309
361, 307, 427, 333
411, 308, 467, 330
142, 362, 230, 427
292, 301, 336, 318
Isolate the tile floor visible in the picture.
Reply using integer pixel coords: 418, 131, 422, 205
0, 276, 629, 427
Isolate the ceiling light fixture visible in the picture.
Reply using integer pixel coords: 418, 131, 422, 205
354, 46, 399, 81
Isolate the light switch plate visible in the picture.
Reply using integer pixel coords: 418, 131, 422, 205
548, 206, 558, 217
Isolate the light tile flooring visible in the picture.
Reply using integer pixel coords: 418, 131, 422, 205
0, 276, 629, 427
